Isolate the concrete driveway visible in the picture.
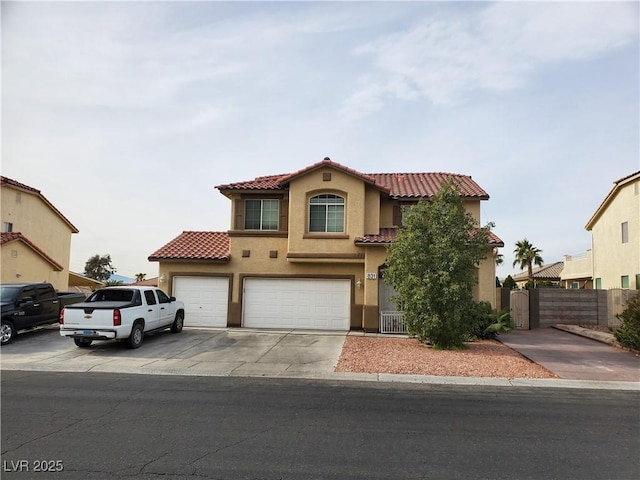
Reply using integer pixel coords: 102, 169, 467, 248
499, 327, 640, 382
0, 325, 347, 378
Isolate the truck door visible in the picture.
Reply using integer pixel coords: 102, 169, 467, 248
143, 290, 161, 330
36, 285, 58, 325
15, 287, 42, 329
156, 289, 175, 327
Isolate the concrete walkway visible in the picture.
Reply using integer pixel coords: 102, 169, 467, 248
1, 325, 638, 391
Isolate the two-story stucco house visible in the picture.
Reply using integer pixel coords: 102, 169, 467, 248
562, 171, 640, 290
1, 176, 79, 291
149, 158, 503, 332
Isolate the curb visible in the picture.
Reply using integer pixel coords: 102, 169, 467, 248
2, 363, 638, 391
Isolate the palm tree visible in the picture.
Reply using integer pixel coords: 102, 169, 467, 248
512, 239, 543, 287
135, 273, 147, 282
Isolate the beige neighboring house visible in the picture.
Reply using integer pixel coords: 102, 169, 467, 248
149, 157, 503, 332
68, 271, 105, 295
513, 261, 564, 289
560, 250, 593, 289
1, 176, 79, 291
562, 171, 640, 290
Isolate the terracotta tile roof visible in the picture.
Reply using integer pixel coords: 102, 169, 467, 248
354, 228, 398, 245
1, 232, 64, 270
1, 176, 79, 233
355, 228, 504, 247
215, 158, 488, 199
278, 158, 382, 189
513, 261, 564, 282
148, 231, 230, 261
369, 172, 488, 199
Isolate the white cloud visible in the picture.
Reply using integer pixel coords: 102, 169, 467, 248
343, 2, 638, 118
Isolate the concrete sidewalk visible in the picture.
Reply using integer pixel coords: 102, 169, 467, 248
1, 325, 638, 391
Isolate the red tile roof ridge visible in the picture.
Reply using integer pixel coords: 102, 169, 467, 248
278, 157, 379, 186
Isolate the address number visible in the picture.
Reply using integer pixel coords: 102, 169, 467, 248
366, 273, 377, 280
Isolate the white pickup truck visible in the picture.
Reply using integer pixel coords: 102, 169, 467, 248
60, 286, 185, 349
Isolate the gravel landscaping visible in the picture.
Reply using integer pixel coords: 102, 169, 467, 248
335, 336, 557, 378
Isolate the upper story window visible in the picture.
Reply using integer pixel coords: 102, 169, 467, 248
621, 221, 629, 243
245, 199, 279, 231
309, 194, 344, 233
2, 222, 13, 232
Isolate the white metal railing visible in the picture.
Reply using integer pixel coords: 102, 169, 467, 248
379, 311, 407, 334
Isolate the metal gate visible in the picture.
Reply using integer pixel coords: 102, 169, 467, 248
510, 290, 529, 330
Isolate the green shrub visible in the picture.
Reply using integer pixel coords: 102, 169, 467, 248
466, 301, 493, 339
614, 294, 640, 351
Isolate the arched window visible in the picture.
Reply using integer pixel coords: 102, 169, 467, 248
309, 194, 344, 233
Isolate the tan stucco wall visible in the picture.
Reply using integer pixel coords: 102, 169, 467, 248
1, 186, 74, 290
287, 167, 365, 255
477, 254, 497, 307
464, 200, 480, 222
1, 242, 67, 286
591, 179, 640, 289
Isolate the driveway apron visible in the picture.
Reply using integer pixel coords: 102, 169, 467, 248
500, 328, 640, 382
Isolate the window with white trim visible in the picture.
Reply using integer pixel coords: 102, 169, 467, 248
621, 221, 629, 243
2, 222, 12, 232
309, 194, 345, 233
244, 199, 279, 231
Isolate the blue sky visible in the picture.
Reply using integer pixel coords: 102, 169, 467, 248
2, 1, 639, 280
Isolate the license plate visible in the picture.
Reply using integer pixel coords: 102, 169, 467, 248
83, 330, 93, 335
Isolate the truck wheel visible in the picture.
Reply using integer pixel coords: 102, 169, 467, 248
74, 338, 93, 348
0, 320, 16, 346
171, 312, 184, 333
126, 323, 144, 349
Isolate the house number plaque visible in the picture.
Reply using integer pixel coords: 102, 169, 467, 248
366, 273, 377, 280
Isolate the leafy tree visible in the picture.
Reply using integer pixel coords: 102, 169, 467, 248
502, 275, 517, 290
135, 273, 147, 282
84, 254, 116, 282
384, 180, 493, 350
512, 239, 543, 287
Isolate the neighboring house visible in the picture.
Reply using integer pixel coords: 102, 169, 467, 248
68, 271, 105, 296
562, 171, 640, 290
585, 171, 639, 290
149, 157, 503, 332
560, 250, 593, 289
129, 277, 159, 287
1, 177, 79, 291
513, 261, 564, 289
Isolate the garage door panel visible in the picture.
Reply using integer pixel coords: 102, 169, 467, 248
173, 277, 228, 328
244, 278, 350, 330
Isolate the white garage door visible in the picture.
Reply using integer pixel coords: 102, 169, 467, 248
243, 278, 350, 330
173, 276, 228, 328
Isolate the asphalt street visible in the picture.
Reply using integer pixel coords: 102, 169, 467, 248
2, 371, 638, 480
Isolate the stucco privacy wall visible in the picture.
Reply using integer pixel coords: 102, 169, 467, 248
1, 184, 74, 290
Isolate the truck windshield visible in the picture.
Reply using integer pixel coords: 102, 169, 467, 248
87, 289, 135, 303
0, 286, 21, 303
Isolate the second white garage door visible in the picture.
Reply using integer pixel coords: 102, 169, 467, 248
243, 278, 351, 330
173, 276, 228, 328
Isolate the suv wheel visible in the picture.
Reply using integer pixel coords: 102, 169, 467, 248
126, 323, 144, 349
0, 320, 16, 346
171, 312, 184, 333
